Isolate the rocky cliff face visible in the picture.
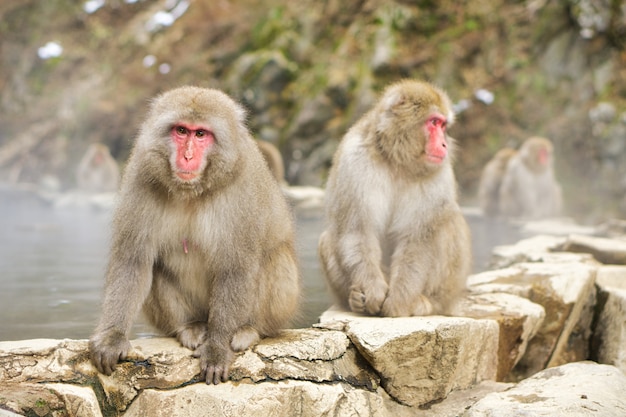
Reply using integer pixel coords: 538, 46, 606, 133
0, 0, 625, 221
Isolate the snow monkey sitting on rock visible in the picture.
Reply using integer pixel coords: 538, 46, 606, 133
318, 79, 472, 317
89, 86, 300, 385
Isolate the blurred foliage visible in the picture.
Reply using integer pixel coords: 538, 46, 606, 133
0, 0, 625, 221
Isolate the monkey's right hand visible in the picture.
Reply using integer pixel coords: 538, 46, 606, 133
349, 279, 389, 316
89, 329, 132, 375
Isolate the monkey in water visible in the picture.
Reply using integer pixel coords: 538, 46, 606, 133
76, 143, 120, 192
318, 80, 471, 317
89, 86, 300, 384
479, 136, 562, 219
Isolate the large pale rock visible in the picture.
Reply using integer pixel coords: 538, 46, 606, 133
468, 261, 598, 379
596, 264, 626, 290
463, 362, 626, 416
124, 380, 410, 417
489, 235, 568, 268
453, 292, 545, 380
230, 328, 379, 389
0, 338, 90, 383
318, 309, 499, 407
519, 218, 596, 236
0, 382, 102, 417
562, 234, 626, 264
0, 331, 382, 415
591, 286, 626, 374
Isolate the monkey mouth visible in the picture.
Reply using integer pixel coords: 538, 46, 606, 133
176, 171, 199, 181
426, 153, 445, 164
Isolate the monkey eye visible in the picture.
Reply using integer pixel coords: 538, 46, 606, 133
429, 117, 446, 129
174, 126, 188, 135
195, 129, 207, 139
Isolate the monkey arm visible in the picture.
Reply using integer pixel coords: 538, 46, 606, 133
89, 192, 156, 375
196, 262, 258, 384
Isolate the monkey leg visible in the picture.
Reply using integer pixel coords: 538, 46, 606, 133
319, 231, 352, 310
255, 240, 300, 335
143, 274, 209, 350
382, 214, 470, 317
320, 231, 388, 315
381, 238, 438, 317
231, 326, 260, 351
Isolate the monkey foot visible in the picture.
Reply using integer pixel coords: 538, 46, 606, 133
349, 283, 387, 316
231, 326, 260, 351
177, 322, 208, 350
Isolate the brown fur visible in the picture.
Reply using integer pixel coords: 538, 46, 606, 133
89, 86, 300, 384
256, 140, 285, 184
76, 143, 120, 192
318, 80, 471, 317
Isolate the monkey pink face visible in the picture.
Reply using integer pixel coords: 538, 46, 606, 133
538, 147, 549, 166
171, 123, 214, 181
424, 114, 448, 164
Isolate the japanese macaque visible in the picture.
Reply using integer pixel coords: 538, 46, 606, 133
479, 137, 562, 219
318, 80, 471, 317
89, 86, 300, 384
256, 140, 285, 183
76, 143, 120, 192
478, 147, 516, 216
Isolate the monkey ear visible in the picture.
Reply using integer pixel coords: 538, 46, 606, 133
233, 103, 247, 124
381, 87, 406, 112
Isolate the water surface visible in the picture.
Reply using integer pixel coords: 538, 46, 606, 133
0, 189, 518, 341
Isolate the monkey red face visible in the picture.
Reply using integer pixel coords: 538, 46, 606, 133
538, 147, 549, 166
171, 123, 214, 181
424, 114, 448, 164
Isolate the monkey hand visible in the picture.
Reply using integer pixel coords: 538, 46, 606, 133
193, 340, 234, 385
349, 279, 388, 316
89, 329, 132, 375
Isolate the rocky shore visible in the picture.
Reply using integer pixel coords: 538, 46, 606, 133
1, 221, 626, 416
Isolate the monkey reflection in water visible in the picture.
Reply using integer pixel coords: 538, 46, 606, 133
319, 79, 472, 317
89, 86, 300, 384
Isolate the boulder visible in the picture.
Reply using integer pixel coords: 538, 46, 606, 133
489, 235, 571, 268
123, 380, 405, 417
463, 362, 626, 416
318, 308, 499, 407
453, 292, 545, 380
561, 234, 626, 264
591, 267, 626, 373
467, 261, 598, 379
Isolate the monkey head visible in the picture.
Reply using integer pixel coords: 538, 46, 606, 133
520, 136, 553, 174
134, 86, 248, 197
371, 79, 455, 179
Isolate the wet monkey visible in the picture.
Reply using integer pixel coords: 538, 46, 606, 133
89, 86, 300, 384
319, 80, 471, 317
